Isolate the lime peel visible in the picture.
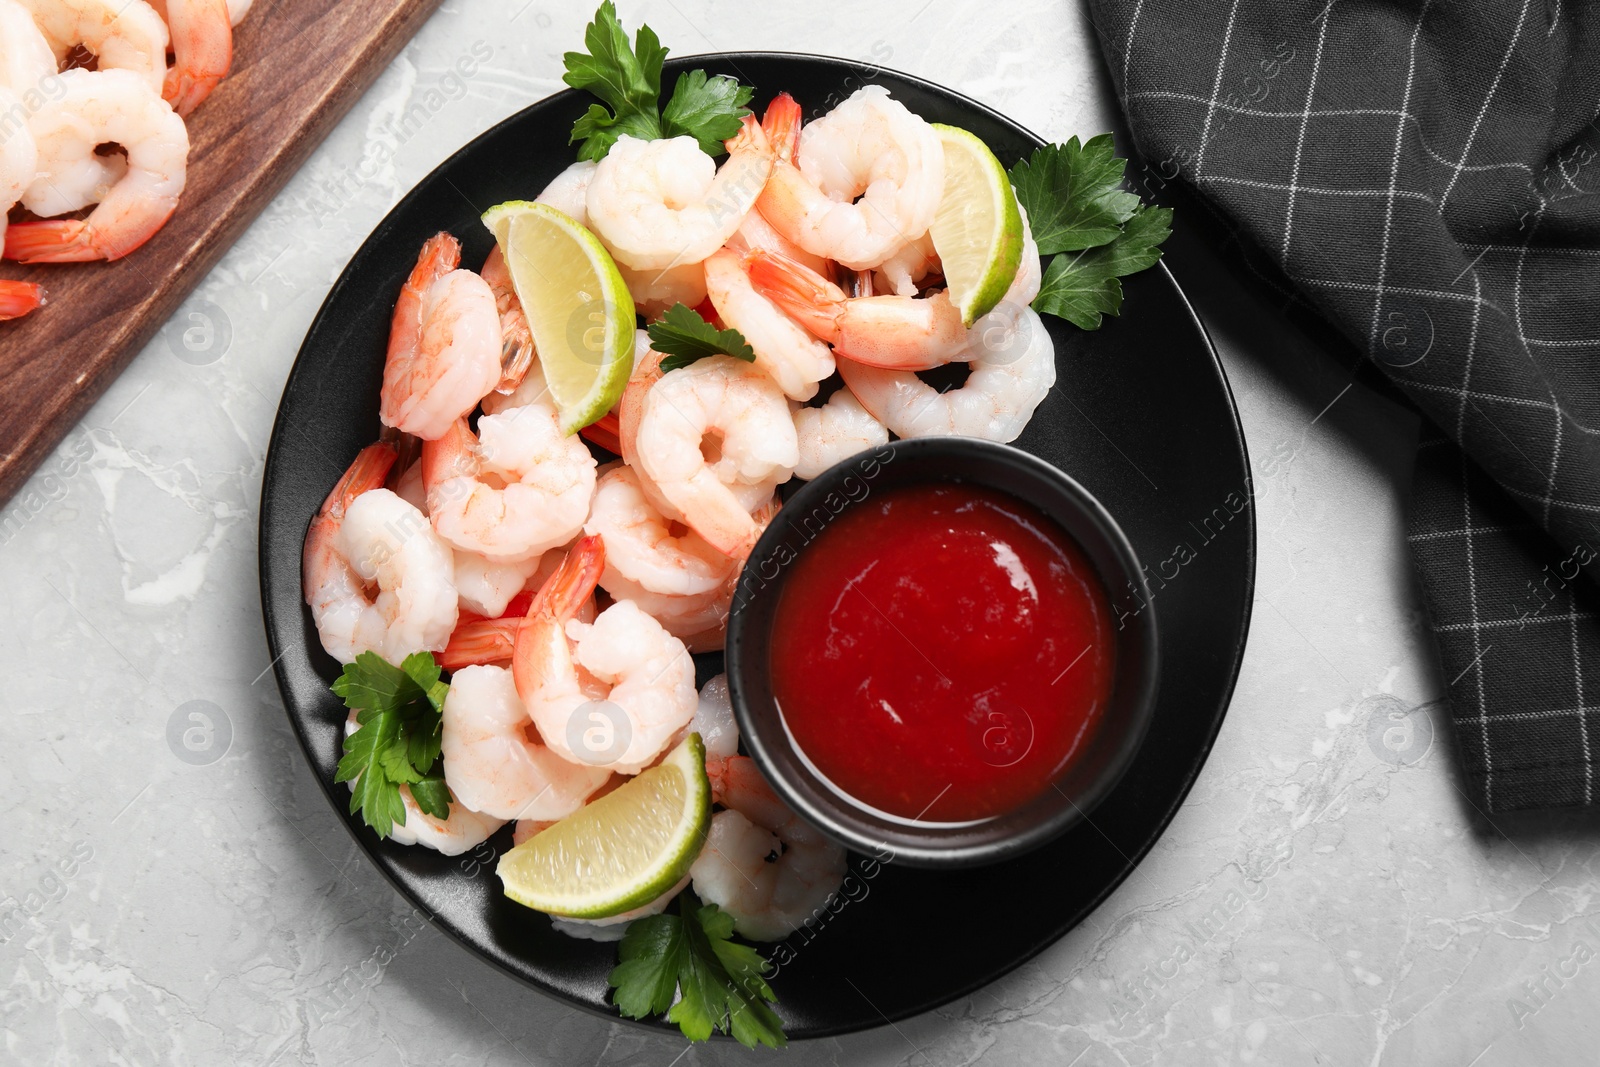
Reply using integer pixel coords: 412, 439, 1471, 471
928, 123, 1025, 326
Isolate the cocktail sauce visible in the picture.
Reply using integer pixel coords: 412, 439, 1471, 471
769, 482, 1115, 823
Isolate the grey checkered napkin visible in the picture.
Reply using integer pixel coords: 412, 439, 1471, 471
1087, 0, 1600, 811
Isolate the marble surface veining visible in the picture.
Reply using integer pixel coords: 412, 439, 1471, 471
3, 2, 1597, 1064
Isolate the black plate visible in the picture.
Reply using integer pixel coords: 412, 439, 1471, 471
259, 53, 1255, 1038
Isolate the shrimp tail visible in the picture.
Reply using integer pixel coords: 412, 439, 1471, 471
162, 0, 233, 116
321, 443, 399, 516
578, 411, 623, 455
481, 246, 535, 394
513, 534, 605, 704
723, 112, 770, 157
744, 249, 844, 342
439, 617, 519, 671
4, 214, 174, 263
761, 93, 802, 165
0, 280, 46, 320
420, 417, 478, 495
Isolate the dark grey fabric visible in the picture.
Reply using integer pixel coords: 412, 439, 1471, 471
1085, 0, 1600, 810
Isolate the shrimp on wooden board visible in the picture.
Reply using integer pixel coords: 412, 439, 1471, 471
0, 86, 43, 320
145, 0, 231, 116
441, 665, 610, 822
792, 387, 888, 481
342, 713, 503, 855
302, 444, 458, 665
4, 69, 187, 263
746, 248, 967, 371
378, 233, 503, 441
18, 0, 169, 94
585, 116, 774, 271
690, 755, 846, 942
0, 0, 55, 93
838, 305, 1056, 443
421, 396, 596, 564
512, 536, 697, 775
631, 355, 797, 559
755, 88, 944, 271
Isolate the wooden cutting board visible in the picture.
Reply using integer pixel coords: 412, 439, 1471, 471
0, 0, 443, 507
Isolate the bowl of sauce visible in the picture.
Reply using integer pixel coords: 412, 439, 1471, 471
726, 436, 1159, 868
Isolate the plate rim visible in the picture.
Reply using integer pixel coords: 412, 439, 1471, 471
258, 49, 1257, 1039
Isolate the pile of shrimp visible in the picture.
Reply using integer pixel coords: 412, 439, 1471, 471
304, 85, 1053, 941
0, 0, 252, 321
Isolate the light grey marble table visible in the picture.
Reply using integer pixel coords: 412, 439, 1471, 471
4, 2, 1596, 1064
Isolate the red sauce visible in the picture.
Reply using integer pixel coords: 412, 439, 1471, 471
769, 482, 1115, 823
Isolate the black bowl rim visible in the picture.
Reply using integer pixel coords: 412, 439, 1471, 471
726, 435, 1161, 867
258, 48, 1257, 1038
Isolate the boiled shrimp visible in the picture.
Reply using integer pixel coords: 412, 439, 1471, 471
343, 713, 503, 855
704, 248, 833, 401
421, 396, 596, 563
441, 665, 610, 822
302, 445, 458, 665
756, 87, 944, 271
145, 0, 231, 115
379, 232, 503, 441
747, 248, 967, 371
453, 549, 543, 618
631, 355, 797, 558
512, 536, 697, 775
585, 116, 774, 271
19, 0, 168, 94
535, 158, 595, 225
690, 755, 846, 942
584, 463, 735, 598
838, 305, 1056, 442
0, 86, 42, 319
4, 69, 187, 263
792, 387, 889, 480
0, 0, 55, 93
479, 245, 534, 395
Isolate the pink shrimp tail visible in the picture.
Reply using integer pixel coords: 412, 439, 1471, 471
724, 112, 769, 157
0, 281, 45, 321
303, 443, 397, 603
4, 214, 173, 263
381, 233, 462, 428
745, 249, 844, 342
439, 617, 519, 671
512, 534, 605, 700
762, 93, 803, 165
420, 416, 478, 498
162, 0, 234, 116
578, 411, 623, 455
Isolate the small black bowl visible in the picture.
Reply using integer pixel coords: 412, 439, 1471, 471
726, 436, 1160, 868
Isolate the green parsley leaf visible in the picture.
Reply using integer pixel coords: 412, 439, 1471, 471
563, 4, 753, 161
563, 2, 667, 161
330, 651, 452, 837
608, 892, 786, 1049
660, 70, 755, 157
648, 303, 757, 371
1033, 205, 1173, 330
1008, 135, 1143, 254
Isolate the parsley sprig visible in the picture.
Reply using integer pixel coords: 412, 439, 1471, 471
1009, 135, 1174, 330
332, 651, 451, 836
609, 891, 786, 1049
565, 3, 754, 161
647, 303, 757, 371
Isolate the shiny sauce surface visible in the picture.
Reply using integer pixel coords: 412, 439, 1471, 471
769, 482, 1115, 822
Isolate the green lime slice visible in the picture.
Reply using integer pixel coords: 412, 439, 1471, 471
481, 200, 635, 434
497, 733, 709, 918
928, 124, 1025, 326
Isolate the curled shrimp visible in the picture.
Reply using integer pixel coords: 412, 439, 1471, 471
379, 233, 502, 441
792, 387, 888, 480
441, 664, 610, 822
631, 355, 797, 559
756, 88, 944, 271
535, 158, 595, 225
479, 246, 534, 395
343, 713, 504, 855
302, 444, 459, 665
703, 248, 834, 401
19, 0, 169, 94
512, 536, 697, 775
747, 248, 967, 371
4, 69, 187, 263
690, 755, 846, 942
584, 463, 736, 599
146, 0, 231, 115
421, 385, 596, 564
0, 0, 55, 94
585, 116, 774, 271
839, 305, 1056, 443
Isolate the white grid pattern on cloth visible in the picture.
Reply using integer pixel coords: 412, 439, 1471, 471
1279, 3, 1335, 262
1572, 585, 1592, 802
1121, 0, 1147, 92
1436, 0, 1535, 213
1190, 0, 1244, 180
1435, 612, 1600, 631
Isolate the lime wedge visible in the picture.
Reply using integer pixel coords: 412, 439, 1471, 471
497, 733, 709, 918
928, 124, 1025, 326
481, 201, 635, 435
